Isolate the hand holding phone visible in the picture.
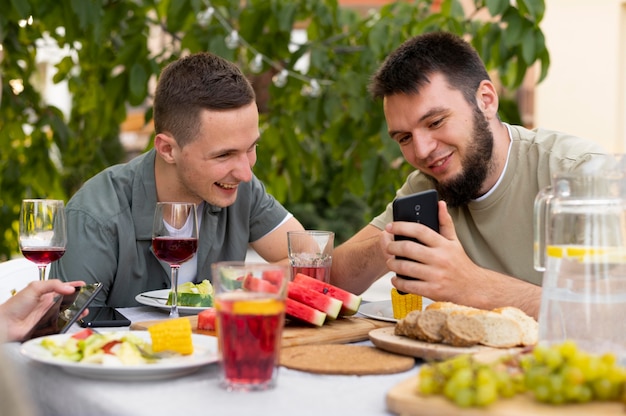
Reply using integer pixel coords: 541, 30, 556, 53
392, 190, 439, 285
25, 282, 103, 340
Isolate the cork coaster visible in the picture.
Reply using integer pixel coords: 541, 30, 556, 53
279, 344, 415, 375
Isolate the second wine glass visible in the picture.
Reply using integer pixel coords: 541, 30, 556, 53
19, 199, 67, 281
152, 202, 198, 318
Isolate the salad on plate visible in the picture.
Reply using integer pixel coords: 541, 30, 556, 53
40, 328, 161, 365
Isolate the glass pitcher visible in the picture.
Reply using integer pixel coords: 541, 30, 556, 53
534, 161, 626, 361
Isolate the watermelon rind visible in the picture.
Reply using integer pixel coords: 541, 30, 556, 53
287, 281, 341, 319
286, 298, 326, 327
292, 273, 362, 316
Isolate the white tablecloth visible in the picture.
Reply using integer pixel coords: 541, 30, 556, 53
5, 305, 418, 416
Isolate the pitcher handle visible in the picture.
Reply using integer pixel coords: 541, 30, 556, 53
533, 186, 553, 271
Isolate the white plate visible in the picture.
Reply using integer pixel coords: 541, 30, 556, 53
20, 331, 218, 381
358, 300, 397, 323
135, 289, 210, 315
358, 298, 433, 323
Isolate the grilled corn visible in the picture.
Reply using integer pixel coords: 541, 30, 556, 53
390, 287, 422, 319
148, 317, 194, 355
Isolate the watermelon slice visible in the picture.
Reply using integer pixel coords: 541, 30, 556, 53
197, 307, 217, 331
287, 281, 341, 320
240, 271, 328, 326
286, 298, 326, 327
292, 273, 362, 316
242, 274, 280, 293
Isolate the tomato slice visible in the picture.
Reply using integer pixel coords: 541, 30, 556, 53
101, 340, 122, 354
71, 328, 94, 340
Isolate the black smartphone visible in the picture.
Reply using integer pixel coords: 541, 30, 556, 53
392, 190, 439, 283
79, 307, 131, 328
25, 282, 103, 340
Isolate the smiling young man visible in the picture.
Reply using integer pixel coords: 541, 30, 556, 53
330, 31, 606, 319
51, 53, 304, 307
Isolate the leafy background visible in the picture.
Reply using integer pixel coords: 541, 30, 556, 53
0, 0, 547, 259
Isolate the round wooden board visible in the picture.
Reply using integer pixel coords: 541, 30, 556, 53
280, 344, 415, 375
369, 327, 521, 361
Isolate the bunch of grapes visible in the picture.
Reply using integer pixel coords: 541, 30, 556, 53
417, 341, 626, 408
520, 340, 626, 404
418, 353, 525, 407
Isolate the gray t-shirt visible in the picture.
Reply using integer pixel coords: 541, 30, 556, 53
50, 149, 290, 307
370, 124, 607, 286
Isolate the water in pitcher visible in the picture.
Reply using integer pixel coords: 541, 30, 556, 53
538, 197, 626, 363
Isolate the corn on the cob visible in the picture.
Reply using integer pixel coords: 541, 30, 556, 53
390, 288, 422, 320
148, 317, 194, 355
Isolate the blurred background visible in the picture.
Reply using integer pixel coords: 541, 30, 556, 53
0, 0, 623, 259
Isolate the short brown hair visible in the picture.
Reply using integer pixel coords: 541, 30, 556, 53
369, 31, 490, 105
154, 52, 256, 147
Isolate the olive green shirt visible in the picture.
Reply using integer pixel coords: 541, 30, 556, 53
370, 124, 607, 286
50, 149, 290, 307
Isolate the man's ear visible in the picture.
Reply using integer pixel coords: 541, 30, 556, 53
154, 133, 177, 164
475, 80, 499, 119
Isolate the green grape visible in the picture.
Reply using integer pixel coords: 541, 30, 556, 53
532, 384, 551, 402
416, 340, 626, 408
418, 373, 438, 395
475, 382, 498, 406
561, 365, 584, 386
452, 387, 475, 408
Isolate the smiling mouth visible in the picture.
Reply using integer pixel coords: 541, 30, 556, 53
216, 182, 237, 190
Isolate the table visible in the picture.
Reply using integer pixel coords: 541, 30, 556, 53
4, 301, 418, 416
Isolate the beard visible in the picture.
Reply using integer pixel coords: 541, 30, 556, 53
423, 107, 494, 207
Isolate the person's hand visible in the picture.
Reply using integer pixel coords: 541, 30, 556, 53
384, 200, 483, 303
383, 200, 541, 317
0, 279, 85, 342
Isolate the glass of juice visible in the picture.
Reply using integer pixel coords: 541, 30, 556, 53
287, 230, 334, 282
212, 261, 289, 392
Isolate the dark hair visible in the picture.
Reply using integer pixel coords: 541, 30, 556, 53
154, 52, 256, 147
368, 31, 490, 105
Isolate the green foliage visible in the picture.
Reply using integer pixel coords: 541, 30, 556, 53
0, 0, 548, 258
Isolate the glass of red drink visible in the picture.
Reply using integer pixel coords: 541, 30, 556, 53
287, 230, 334, 282
211, 261, 289, 392
152, 202, 198, 318
19, 199, 67, 281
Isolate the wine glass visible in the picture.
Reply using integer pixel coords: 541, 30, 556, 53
152, 202, 198, 318
19, 199, 67, 281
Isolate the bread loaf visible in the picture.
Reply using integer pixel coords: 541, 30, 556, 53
395, 301, 537, 349
439, 312, 485, 347
416, 310, 448, 343
492, 306, 538, 346
466, 310, 523, 348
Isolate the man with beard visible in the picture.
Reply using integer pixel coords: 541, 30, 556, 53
51, 52, 305, 307
330, 32, 606, 319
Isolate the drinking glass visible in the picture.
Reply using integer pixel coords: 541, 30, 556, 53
212, 261, 289, 391
19, 199, 67, 281
287, 230, 334, 282
152, 202, 198, 318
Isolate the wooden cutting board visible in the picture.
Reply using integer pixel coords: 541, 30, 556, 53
386, 376, 624, 415
130, 315, 394, 347
369, 327, 522, 360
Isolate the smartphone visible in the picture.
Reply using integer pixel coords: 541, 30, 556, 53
392, 190, 439, 284
25, 282, 103, 340
79, 307, 131, 328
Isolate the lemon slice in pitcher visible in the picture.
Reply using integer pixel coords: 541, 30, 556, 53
547, 246, 626, 263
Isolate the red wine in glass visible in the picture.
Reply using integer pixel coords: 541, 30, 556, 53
19, 199, 67, 281
21, 247, 66, 265
152, 238, 197, 265
152, 202, 198, 318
